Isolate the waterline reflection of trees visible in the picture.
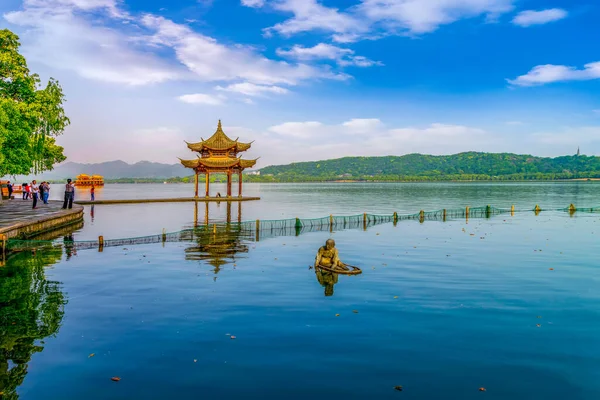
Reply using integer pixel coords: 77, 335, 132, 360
0, 247, 66, 399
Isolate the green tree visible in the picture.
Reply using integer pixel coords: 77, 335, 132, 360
0, 29, 69, 178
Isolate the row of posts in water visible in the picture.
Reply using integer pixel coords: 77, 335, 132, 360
0, 204, 579, 254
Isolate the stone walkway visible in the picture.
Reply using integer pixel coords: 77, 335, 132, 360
0, 199, 83, 231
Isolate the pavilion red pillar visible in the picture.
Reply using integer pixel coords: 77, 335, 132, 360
194, 172, 199, 198
238, 171, 243, 197
227, 170, 232, 197
205, 172, 210, 197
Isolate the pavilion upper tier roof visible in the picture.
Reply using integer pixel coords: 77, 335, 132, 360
186, 120, 252, 152
179, 157, 258, 169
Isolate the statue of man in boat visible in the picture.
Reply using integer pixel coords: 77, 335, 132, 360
314, 239, 349, 271
314, 239, 364, 274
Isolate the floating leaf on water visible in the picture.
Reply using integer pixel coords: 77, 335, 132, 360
230, 335, 236, 339
394, 385, 403, 391
549, 268, 554, 270
352, 310, 359, 314
193, 359, 197, 363
393, 296, 398, 299
537, 316, 542, 319
479, 387, 486, 392
335, 314, 340, 317
536, 324, 541, 327
111, 377, 121, 382
88, 353, 95, 358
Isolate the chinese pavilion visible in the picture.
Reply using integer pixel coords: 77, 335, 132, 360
180, 120, 257, 198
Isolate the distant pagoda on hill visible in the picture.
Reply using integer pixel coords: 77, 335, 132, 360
179, 120, 258, 197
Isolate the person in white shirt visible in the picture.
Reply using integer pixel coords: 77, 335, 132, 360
31, 180, 39, 209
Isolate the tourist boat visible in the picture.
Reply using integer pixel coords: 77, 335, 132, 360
74, 174, 104, 186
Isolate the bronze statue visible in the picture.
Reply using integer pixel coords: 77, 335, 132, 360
314, 239, 349, 271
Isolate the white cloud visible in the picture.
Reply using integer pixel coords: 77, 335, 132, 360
342, 118, 383, 133
277, 43, 382, 67
178, 93, 224, 105
268, 121, 325, 139
277, 43, 353, 61
4, 0, 350, 90
508, 62, 600, 87
250, 0, 516, 42
257, 119, 495, 164
533, 127, 600, 145
593, 110, 600, 115
357, 0, 515, 34
216, 82, 289, 96
338, 56, 383, 67
241, 0, 265, 7
512, 8, 567, 27
4, 0, 180, 85
141, 15, 349, 86
265, 0, 365, 39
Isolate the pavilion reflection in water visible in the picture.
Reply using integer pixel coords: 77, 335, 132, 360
183, 201, 253, 278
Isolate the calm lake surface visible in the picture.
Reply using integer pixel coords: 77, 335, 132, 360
3, 182, 600, 399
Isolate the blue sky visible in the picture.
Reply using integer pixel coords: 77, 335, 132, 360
1, 0, 599, 167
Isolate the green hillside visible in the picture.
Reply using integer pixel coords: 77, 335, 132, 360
250, 152, 600, 182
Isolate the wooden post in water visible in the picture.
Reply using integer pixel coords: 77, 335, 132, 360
442, 209, 447, 222
213, 223, 217, 234
569, 203, 576, 216
363, 213, 367, 231
393, 212, 398, 227
419, 210, 425, 224
465, 206, 470, 222
162, 228, 167, 243
98, 235, 104, 252
329, 214, 333, 232
295, 217, 302, 236
256, 219, 260, 241
534, 204, 541, 216
486, 205, 491, 218
511, 205, 515, 216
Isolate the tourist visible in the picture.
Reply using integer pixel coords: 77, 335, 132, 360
314, 239, 349, 271
39, 181, 46, 204
31, 180, 39, 209
23, 183, 30, 200
62, 178, 75, 209
42, 182, 50, 204
216, 192, 221, 198
7, 181, 12, 199
90, 185, 95, 201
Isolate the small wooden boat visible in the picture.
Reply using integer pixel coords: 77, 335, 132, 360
316, 264, 362, 275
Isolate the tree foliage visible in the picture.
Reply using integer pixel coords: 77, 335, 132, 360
0, 29, 69, 177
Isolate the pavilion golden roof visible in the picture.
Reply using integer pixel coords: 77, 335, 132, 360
186, 120, 253, 152
179, 157, 258, 169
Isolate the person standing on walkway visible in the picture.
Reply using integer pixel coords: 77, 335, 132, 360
42, 181, 50, 204
62, 178, 75, 209
7, 181, 13, 199
90, 185, 95, 201
23, 183, 30, 200
39, 181, 46, 204
31, 180, 39, 209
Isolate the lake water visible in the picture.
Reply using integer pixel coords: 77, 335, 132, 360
3, 182, 600, 399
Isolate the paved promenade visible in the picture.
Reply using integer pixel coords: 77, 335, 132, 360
0, 199, 84, 239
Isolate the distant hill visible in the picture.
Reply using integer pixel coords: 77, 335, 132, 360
6, 160, 189, 180
254, 152, 600, 181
